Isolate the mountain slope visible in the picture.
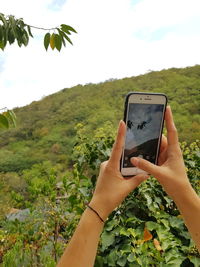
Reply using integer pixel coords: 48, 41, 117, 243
0, 65, 199, 172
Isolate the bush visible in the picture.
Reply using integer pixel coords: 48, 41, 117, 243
0, 124, 199, 266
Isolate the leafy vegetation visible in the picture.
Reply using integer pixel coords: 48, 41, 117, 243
0, 123, 199, 266
0, 65, 200, 173
0, 65, 200, 266
0, 109, 16, 129
0, 13, 77, 51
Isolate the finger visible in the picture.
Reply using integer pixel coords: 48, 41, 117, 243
124, 173, 149, 194
109, 120, 126, 166
127, 173, 149, 190
158, 135, 168, 165
159, 135, 167, 154
165, 106, 179, 146
131, 157, 161, 178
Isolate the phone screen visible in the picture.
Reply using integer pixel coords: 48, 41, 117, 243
123, 103, 164, 168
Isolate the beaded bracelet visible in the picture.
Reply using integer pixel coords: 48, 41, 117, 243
86, 204, 105, 223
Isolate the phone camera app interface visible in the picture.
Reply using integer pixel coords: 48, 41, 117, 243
123, 103, 164, 167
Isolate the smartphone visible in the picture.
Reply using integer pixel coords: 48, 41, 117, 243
121, 92, 167, 177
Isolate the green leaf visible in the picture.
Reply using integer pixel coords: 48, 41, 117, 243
5, 110, 17, 127
189, 257, 200, 267
101, 231, 115, 250
127, 253, 135, 263
107, 250, 118, 266
22, 30, 29, 46
55, 33, 62, 52
57, 28, 66, 47
169, 216, 184, 230
119, 227, 130, 237
146, 221, 159, 231
27, 25, 33, 37
44, 32, 50, 51
105, 220, 117, 231
18, 19, 25, 29
0, 40, 4, 50
61, 24, 77, 34
8, 28, 15, 44
0, 13, 7, 26
0, 25, 2, 41
16, 25, 23, 47
95, 256, 104, 267
117, 255, 127, 266
0, 114, 9, 129
3, 25, 8, 47
127, 228, 136, 238
9, 109, 16, 120
8, 15, 16, 27
59, 30, 73, 45
78, 187, 88, 197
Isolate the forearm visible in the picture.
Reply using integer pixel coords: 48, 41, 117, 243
57, 208, 104, 267
172, 184, 200, 252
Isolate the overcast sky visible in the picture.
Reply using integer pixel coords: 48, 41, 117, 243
1, 0, 200, 109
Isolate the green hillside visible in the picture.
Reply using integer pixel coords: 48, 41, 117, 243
0, 65, 200, 173
0, 65, 200, 266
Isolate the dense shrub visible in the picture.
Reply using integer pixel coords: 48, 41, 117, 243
0, 124, 199, 266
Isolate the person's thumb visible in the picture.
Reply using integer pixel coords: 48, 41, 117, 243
131, 157, 160, 178
125, 173, 149, 195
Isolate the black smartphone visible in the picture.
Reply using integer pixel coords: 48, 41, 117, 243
121, 92, 167, 176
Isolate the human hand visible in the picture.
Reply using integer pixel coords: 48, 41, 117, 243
131, 106, 191, 202
89, 120, 148, 221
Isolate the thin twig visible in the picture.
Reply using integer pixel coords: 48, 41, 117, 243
27, 24, 59, 31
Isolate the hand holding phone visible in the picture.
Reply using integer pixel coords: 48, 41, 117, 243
121, 92, 167, 176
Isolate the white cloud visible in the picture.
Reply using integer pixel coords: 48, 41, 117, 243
1, 0, 200, 109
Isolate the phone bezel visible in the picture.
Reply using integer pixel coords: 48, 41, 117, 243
121, 92, 167, 177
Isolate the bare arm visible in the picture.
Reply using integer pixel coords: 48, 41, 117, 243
132, 106, 200, 252
57, 121, 148, 267
57, 208, 104, 267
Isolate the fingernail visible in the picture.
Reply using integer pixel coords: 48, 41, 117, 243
131, 157, 139, 166
119, 120, 123, 126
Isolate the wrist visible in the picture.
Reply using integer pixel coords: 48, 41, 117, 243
89, 196, 111, 222
171, 182, 198, 208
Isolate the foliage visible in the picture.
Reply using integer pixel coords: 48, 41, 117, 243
0, 65, 199, 174
0, 12, 77, 51
73, 124, 200, 267
0, 66, 200, 266
0, 109, 16, 129
0, 160, 92, 266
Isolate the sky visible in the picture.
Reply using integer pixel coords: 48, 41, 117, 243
125, 104, 163, 150
1, 0, 200, 109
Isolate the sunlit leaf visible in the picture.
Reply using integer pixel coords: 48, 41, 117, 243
153, 238, 163, 251
50, 33, 55, 50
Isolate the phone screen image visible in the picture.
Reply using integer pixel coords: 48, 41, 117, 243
123, 103, 164, 168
